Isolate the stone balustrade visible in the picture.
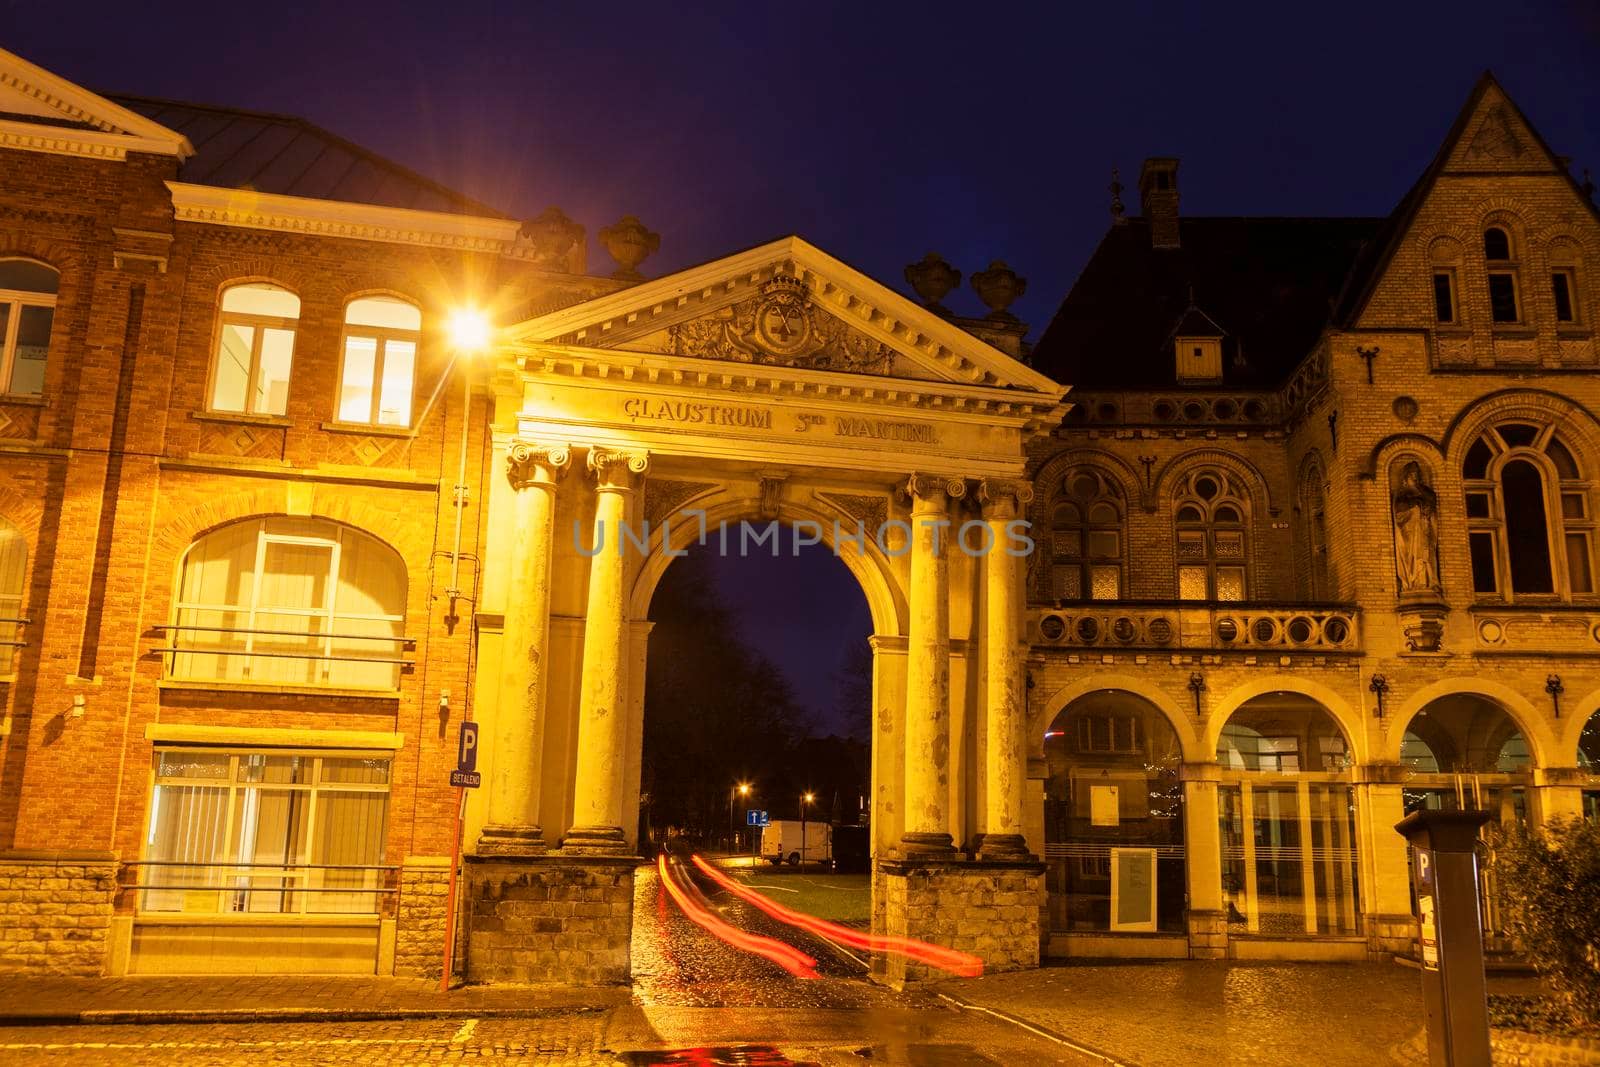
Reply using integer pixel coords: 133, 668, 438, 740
1030, 602, 1361, 653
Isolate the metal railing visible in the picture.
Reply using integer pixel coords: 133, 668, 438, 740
151, 623, 415, 671
126, 860, 399, 916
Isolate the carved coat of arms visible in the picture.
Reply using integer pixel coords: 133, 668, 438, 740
667, 275, 894, 374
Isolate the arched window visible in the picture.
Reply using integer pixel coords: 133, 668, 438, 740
210, 283, 300, 416
338, 296, 421, 427
1048, 468, 1123, 601
1463, 421, 1593, 598
1043, 691, 1184, 933
1483, 226, 1521, 323
0, 258, 58, 396
1174, 467, 1249, 601
0, 517, 27, 673
1217, 693, 1359, 937
171, 517, 407, 689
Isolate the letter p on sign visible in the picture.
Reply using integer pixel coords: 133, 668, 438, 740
457, 721, 479, 774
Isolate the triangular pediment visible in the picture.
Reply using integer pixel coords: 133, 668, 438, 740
0, 47, 191, 160
1440, 77, 1562, 175
505, 236, 1065, 396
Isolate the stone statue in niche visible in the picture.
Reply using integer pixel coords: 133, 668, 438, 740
1392, 461, 1442, 595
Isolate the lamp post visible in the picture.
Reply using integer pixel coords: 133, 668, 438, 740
728, 782, 750, 856
800, 791, 815, 868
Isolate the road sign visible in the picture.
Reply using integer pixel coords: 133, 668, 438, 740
452, 722, 481, 788
746, 809, 769, 827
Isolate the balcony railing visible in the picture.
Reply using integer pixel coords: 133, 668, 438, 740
1030, 602, 1360, 653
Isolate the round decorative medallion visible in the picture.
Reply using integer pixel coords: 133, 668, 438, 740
1392, 396, 1419, 423
1478, 619, 1504, 645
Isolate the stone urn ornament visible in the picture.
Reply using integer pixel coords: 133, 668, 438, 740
904, 253, 961, 313
518, 206, 585, 270
599, 215, 660, 281
971, 260, 1027, 320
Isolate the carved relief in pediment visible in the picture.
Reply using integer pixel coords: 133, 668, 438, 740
662, 275, 895, 375
1463, 105, 1527, 162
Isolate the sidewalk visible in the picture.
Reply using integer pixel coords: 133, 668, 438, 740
934, 960, 1548, 1067
0, 975, 631, 1026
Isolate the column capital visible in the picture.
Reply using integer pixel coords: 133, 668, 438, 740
976, 478, 1034, 518
505, 441, 572, 491
904, 471, 966, 507
587, 447, 649, 491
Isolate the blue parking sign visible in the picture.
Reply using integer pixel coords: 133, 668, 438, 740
451, 721, 481, 788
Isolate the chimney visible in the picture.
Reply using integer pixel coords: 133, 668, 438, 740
1139, 157, 1181, 249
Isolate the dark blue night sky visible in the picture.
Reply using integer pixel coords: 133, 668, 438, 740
10, 0, 1597, 729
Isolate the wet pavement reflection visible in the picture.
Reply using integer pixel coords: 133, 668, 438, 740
630, 864, 915, 1010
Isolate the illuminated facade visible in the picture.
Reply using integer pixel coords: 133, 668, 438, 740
0, 45, 1596, 982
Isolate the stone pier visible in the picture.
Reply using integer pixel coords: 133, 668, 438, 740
462, 855, 636, 984
877, 858, 1045, 989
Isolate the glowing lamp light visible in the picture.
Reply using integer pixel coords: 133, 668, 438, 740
738, 783, 751, 796
447, 308, 492, 352
802, 792, 815, 804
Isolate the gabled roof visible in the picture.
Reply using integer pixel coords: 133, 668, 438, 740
1331, 71, 1600, 327
508, 235, 1066, 396
1030, 217, 1380, 390
108, 94, 508, 218
0, 46, 190, 160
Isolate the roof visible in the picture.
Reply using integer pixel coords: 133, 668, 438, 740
1029, 216, 1382, 389
106, 93, 509, 218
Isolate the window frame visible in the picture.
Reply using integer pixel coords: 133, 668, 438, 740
335, 296, 422, 428
139, 745, 392, 918
1463, 422, 1594, 602
1432, 269, 1458, 325
0, 257, 58, 398
1174, 468, 1251, 602
169, 517, 408, 691
207, 283, 300, 418
1048, 468, 1125, 602
1482, 226, 1524, 326
1551, 267, 1579, 325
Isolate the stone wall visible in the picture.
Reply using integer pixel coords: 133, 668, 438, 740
1366, 913, 1417, 960
463, 855, 634, 985
394, 856, 456, 979
0, 853, 116, 975
878, 859, 1043, 988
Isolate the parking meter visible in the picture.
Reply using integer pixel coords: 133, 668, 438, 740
1394, 809, 1493, 1067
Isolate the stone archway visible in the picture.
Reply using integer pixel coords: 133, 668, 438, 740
457, 236, 1067, 986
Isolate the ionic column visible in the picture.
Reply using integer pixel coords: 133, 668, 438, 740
900, 472, 963, 857
564, 447, 649, 855
477, 442, 569, 856
977, 479, 1034, 860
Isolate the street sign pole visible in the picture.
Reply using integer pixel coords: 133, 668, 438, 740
440, 720, 481, 991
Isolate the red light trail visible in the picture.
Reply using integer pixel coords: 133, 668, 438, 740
690, 854, 984, 978
656, 855, 821, 979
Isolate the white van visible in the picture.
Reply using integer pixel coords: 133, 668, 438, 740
760, 820, 830, 865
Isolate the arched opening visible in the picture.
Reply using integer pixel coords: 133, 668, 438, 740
1581, 708, 1600, 822
1217, 692, 1360, 937
1399, 693, 1532, 943
1043, 691, 1185, 934
639, 521, 873, 869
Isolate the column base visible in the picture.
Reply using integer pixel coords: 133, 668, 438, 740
1365, 912, 1418, 960
474, 825, 547, 857
1186, 909, 1227, 960
560, 825, 630, 856
975, 833, 1034, 861
875, 856, 1044, 989
898, 831, 958, 857
463, 854, 636, 985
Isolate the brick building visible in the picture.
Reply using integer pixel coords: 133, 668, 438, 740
0, 43, 1595, 980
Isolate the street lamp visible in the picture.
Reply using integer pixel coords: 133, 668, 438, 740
800, 791, 815, 868
728, 782, 751, 856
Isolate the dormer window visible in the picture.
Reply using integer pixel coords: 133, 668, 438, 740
1176, 337, 1222, 382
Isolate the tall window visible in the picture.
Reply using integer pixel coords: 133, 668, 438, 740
211, 283, 299, 416
1298, 462, 1330, 600
1483, 227, 1521, 324
1175, 467, 1250, 601
170, 517, 407, 689
141, 747, 390, 917
1549, 239, 1583, 326
0, 517, 26, 674
0, 258, 57, 396
1049, 468, 1123, 600
338, 296, 420, 427
1463, 421, 1593, 598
